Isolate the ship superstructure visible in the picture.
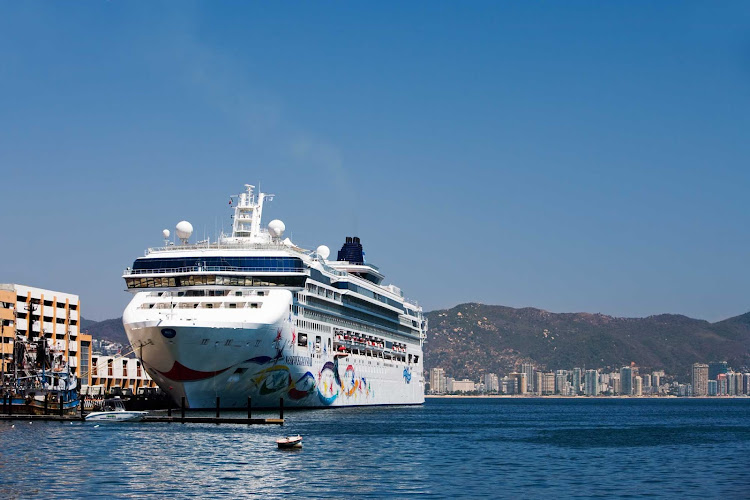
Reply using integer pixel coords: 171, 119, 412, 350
122, 185, 426, 408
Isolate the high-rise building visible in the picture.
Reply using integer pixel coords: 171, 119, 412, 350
707, 380, 718, 396
708, 361, 728, 381
555, 370, 568, 395
430, 367, 447, 394
483, 373, 499, 394
584, 369, 599, 396
620, 366, 634, 395
633, 376, 643, 396
652, 371, 662, 390
610, 373, 621, 395
534, 371, 544, 396
542, 372, 555, 395
692, 363, 709, 396
572, 367, 583, 395
0, 283, 92, 387
521, 363, 535, 392
717, 374, 728, 396
509, 372, 527, 394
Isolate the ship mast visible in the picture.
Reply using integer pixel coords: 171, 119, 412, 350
230, 184, 274, 242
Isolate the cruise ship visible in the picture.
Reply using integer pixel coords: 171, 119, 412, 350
122, 185, 426, 408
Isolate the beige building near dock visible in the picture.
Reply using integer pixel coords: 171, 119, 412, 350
0, 284, 92, 386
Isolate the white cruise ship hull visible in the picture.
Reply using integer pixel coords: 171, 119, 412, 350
124, 290, 424, 408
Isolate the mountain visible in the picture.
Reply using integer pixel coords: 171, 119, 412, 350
81, 303, 750, 381
80, 317, 128, 345
424, 303, 750, 380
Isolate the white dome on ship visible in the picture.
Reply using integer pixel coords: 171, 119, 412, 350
175, 221, 193, 242
268, 219, 285, 239
316, 245, 330, 260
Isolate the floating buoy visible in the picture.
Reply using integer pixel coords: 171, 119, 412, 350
11, 424, 14, 428
94, 425, 100, 428
29, 421, 32, 425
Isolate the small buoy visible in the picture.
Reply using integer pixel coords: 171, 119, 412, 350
94, 425, 100, 428
70, 422, 74, 425
29, 421, 32, 425
11, 424, 14, 428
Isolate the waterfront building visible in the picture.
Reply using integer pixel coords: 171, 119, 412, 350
708, 361, 728, 382
744, 374, 750, 395
87, 355, 157, 394
449, 379, 475, 393
431, 367, 447, 394
534, 371, 544, 396
643, 374, 651, 393
0, 283, 92, 387
707, 380, 718, 396
483, 372, 499, 394
521, 363, 534, 392
717, 374, 728, 396
652, 371, 662, 390
610, 373, 622, 395
584, 369, 599, 396
620, 366, 634, 396
692, 363, 709, 396
633, 376, 643, 396
509, 372, 527, 394
542, 372, 555, 395
572, 367, 582, 395
678, 383, 693, 397
555, 370, 568, 395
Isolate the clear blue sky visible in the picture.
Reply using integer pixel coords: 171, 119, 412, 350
1, 2, 749, 321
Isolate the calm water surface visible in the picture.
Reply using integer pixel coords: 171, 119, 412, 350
1, 398, 749, 498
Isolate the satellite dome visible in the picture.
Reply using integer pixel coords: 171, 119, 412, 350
316, 245, 330, 260
267, 219, 285, 239
162, 229, 170, 239
175, 221, 193, 243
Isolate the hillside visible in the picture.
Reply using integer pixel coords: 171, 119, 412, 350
80, 317, 128, 345
425, 303, 750, 380
80, 303, 750, 380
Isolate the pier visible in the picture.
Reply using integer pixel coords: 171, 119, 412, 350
0, 396, 285, 425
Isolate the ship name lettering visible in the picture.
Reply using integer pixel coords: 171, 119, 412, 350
286, 355, 313, 367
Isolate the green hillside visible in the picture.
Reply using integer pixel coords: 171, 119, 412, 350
424, 303, 750, 380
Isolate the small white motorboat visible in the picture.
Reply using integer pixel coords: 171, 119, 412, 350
85, 397, 147, 423
276, 435, 303, 449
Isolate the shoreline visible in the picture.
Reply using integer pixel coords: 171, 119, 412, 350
425, 394, 750, 399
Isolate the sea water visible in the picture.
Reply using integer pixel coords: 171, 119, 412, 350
0, 398, 748, 498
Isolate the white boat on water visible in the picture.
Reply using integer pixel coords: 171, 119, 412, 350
277, 435, 303, 449
85, 398, 147, 422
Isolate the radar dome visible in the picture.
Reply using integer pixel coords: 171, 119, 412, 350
267, 219, 285, 238
316, 245, 330, 260
162, 229, 170, 239
175, 221, 193, 243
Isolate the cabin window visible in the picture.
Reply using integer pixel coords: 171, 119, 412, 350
298, 333, 308, 347
315, 336, 321, 352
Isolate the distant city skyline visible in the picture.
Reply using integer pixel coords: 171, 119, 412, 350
2, 2, 750, 321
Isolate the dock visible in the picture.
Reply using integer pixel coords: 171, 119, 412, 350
0, 396, 286, 425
